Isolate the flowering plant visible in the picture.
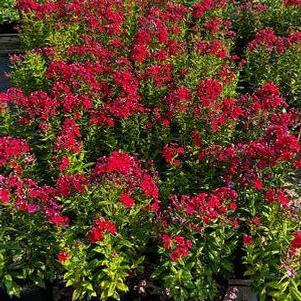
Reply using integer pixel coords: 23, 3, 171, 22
0, 0, 300, 300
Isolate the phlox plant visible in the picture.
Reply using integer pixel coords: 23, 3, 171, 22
0, 0, 300, 301
245, 29, 301, 108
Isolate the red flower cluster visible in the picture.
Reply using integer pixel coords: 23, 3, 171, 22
162, 234, 192, 261
94, 151, 139, 176
243, 234, 254, 245
290, 232, 301, 250
163, 144, 185, 167
247, 28, 285, 53
196, 39, 229, 58
57, 250, 70, 263
55, 174, 88, 197
197, 78, 223, 107
0, 136, 30, 166
253, 83, 285, 110
265, 189, 289, 207
248, 28, 301, 53
88, 217, 117, 243
94, 151, 160, 209
169, 186, 238, 224
56, 118, 82, 153
0, 189, 10, 204
284, 0, 301, 7
119, 193, 135, 209
204, 17, 234, 37
192, 0, 229, 18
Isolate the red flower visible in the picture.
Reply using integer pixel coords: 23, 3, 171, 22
162, 144, 185, 167
253, 178, 263, 190
56, 118, 81, 153
265, 189, 289, 207
49, 214, 69, 227
94, 151, 137, 175
197, 78, 222, 107
191, 130, 201, 147
243, 234, 253, 245
58, 250, 69, 263
162, 234, 192, 261
58, 156, 69, 172
88, 228, 104, 243
0, 136, 30, 166
0, 189, 10, 204
119, 193, 135, 208
131, 44, 148, 63
141, 174, 159, 199
251, 216, 261, 226
229, 202, 237, 211
247, 28, 285, 54
88, 218, 117, 243
284, 0, 301, 7
291, 232, 301, 249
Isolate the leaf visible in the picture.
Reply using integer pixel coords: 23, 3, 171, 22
116, 282, 128, 292
72, 289, 82, 301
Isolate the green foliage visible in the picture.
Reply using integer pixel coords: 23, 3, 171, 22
243, 203, 301, 301
10, 52, 47, 94
244, 45, 301, 108
0, 207, 58, 297
0, 0, 19, 25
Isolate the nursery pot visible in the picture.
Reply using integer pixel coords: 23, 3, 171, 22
0, 33, 20, 54
0, 33, 19, 91
0, 284, 54, 301
0, 23, 18, 35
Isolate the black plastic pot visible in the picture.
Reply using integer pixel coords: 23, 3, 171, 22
0, 33, 20, 54
0, 285, 53, 301
0, 32, 20, 92
0, 53, 10, 92
0, 23, 19, 34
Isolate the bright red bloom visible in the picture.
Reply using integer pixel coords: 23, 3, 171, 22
88, 217, 117, 243
49, 214, 69, 227
0, 137, 30, 166
58, 156, 69, 172
58, 250, 70, 263
197, 78, 223, 107
131, 44, 148, 63
191, 130, 201, 147
192, 0, 228, 18
291, 232, 301, 249
243, 234, 253, 245
162, 234, 192, 261
119, 193, 135, 208
88, 228, 104, 243
265, 189, 289, 207
284, 0, 301, 7
94, 151, 138, 175
229, 202, 237, 211
56, 118, 81, 153
0, 189, 10, 204
254, 83, 285, 110
253, 178, 263, 190
141, 174, 159, 200
162, 144, 185, 167
56, 174, 88, 197
247, 28, 285, 54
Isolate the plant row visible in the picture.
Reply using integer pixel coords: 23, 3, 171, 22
0, 1, 300, 301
